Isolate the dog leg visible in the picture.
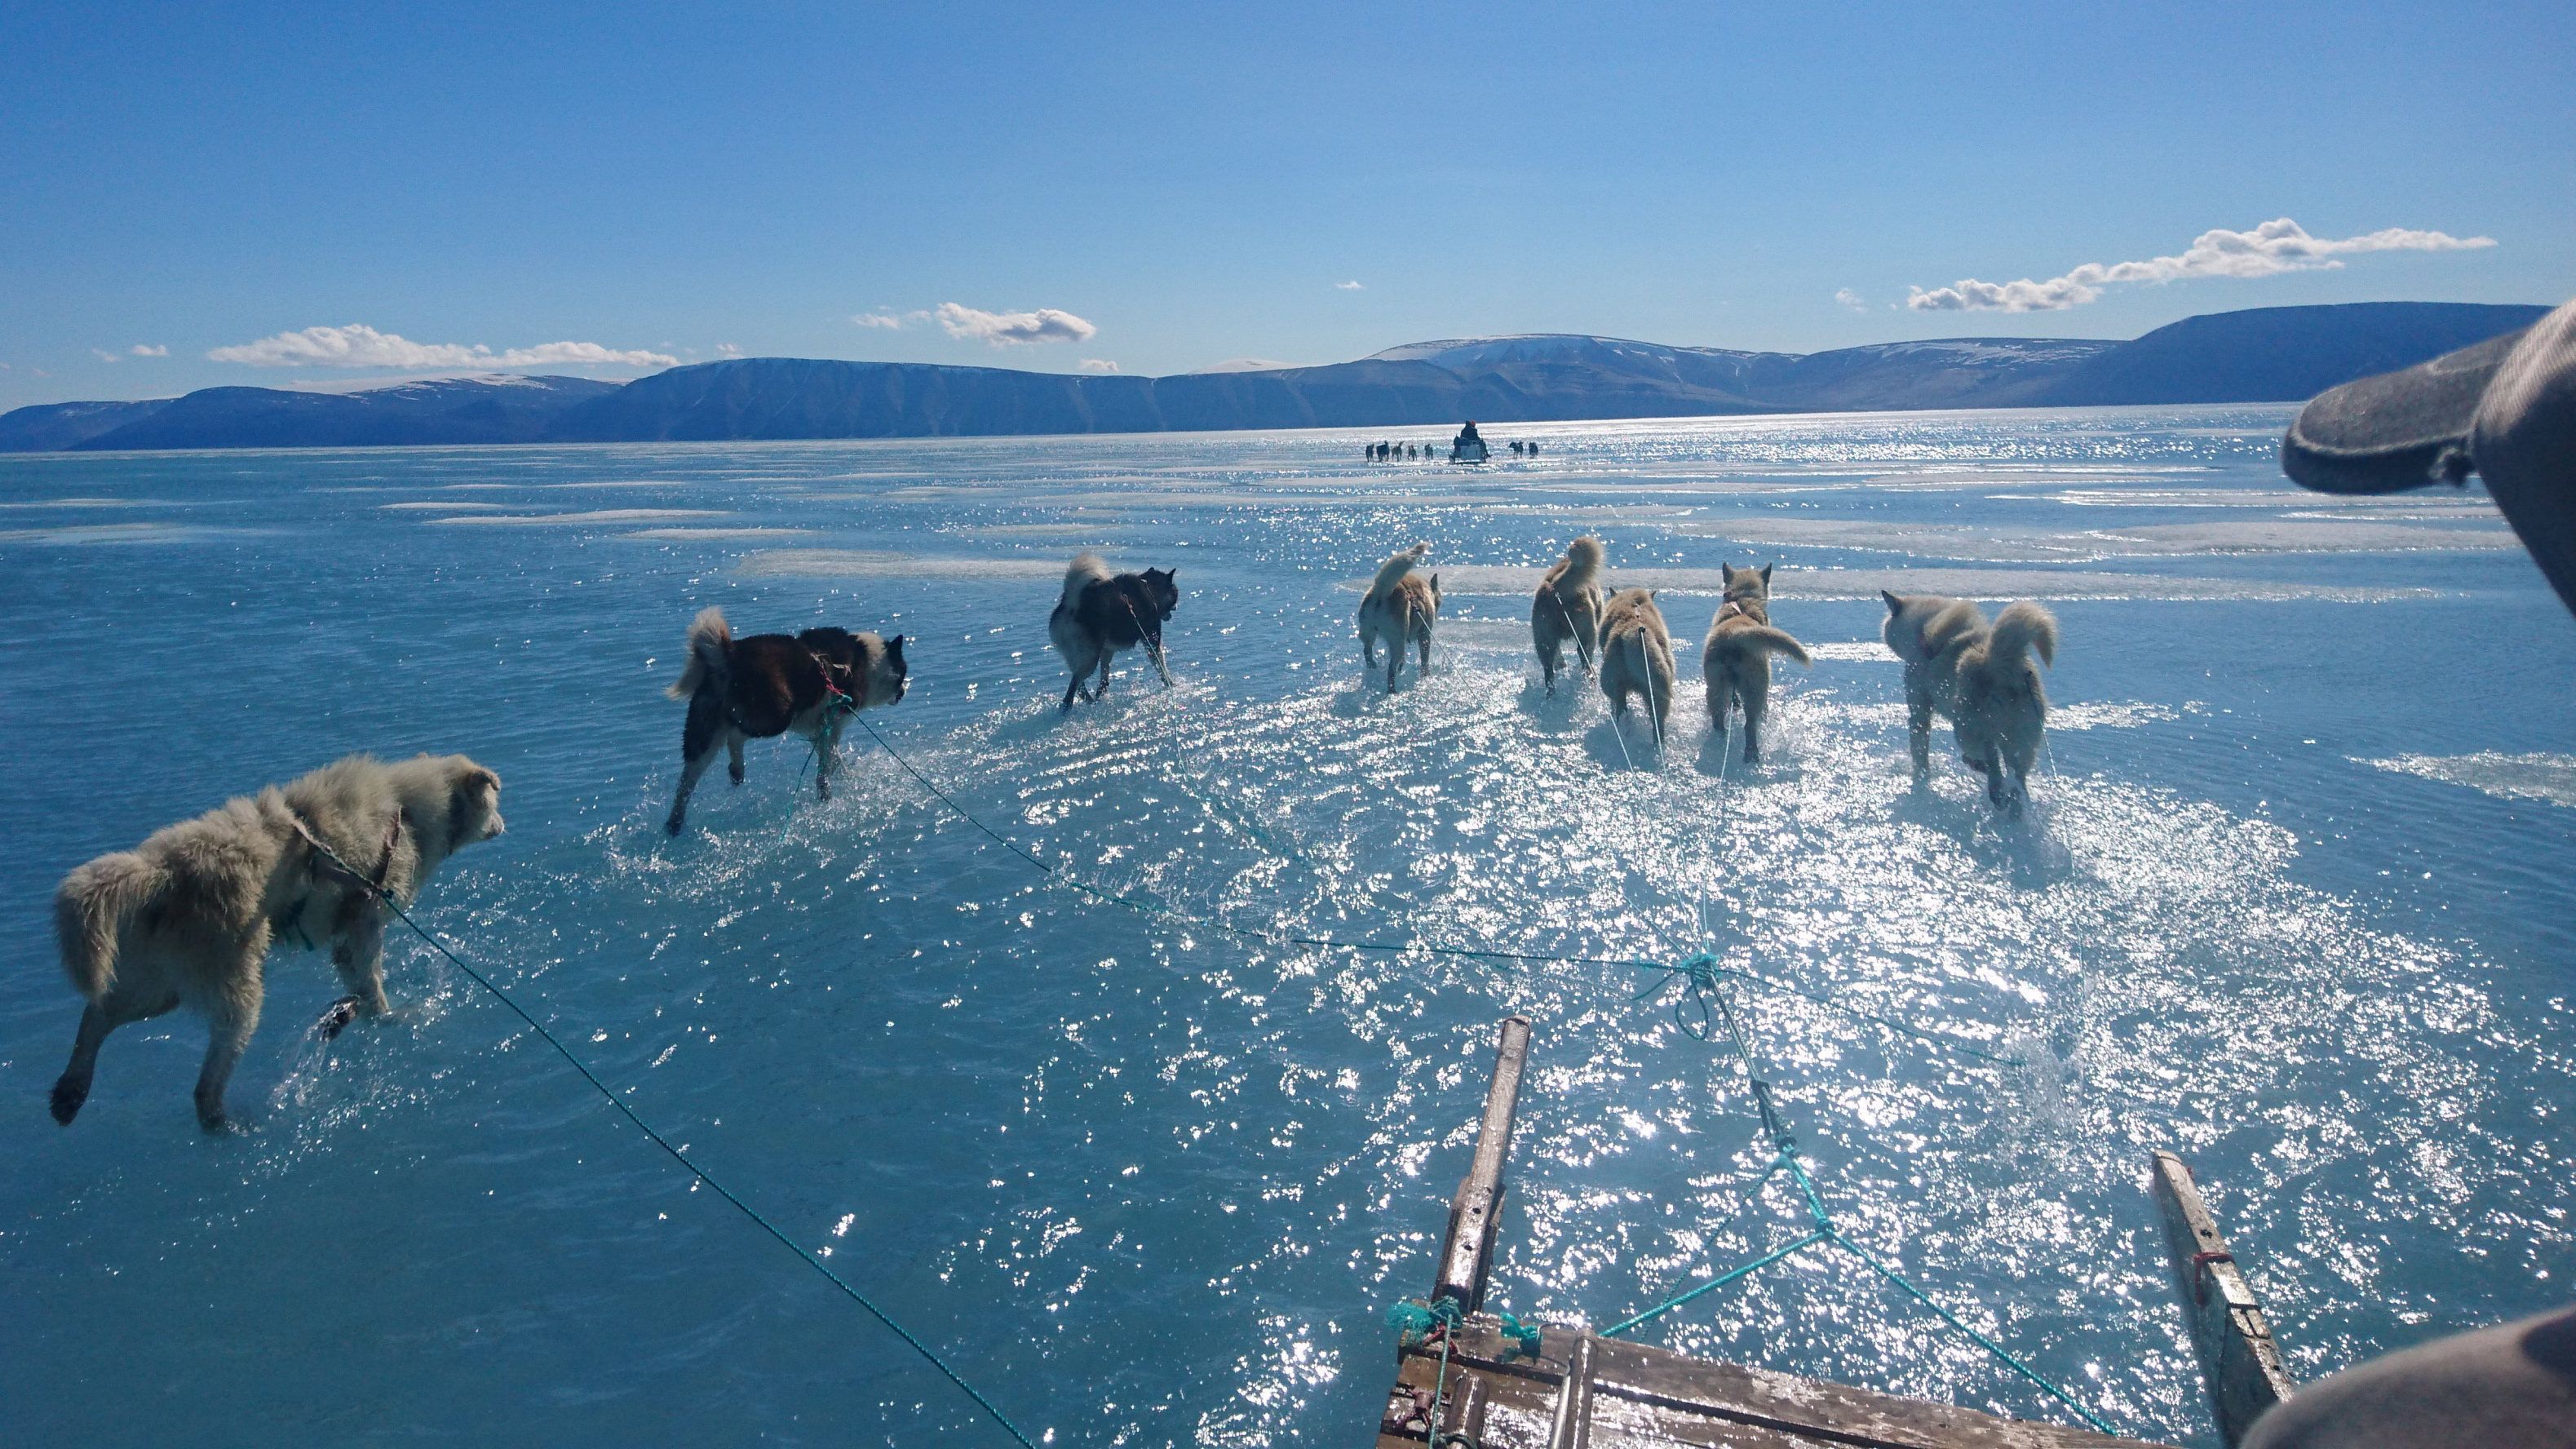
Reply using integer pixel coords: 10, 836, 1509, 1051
727, 730, 746, 787
667, 747, 720, 834
1905, 681, 1933, 781
1742, 689, 1764, 764
1094, 654, 1113, 701
1362, 634, 1377, 673
194, 976, 261, 1134
326, 909, 391, 1037
1417, 632, 1432, 680
1385, 637, 1402, 692
50, 1001, 117, 1125
1061, 671, 1083, 711
669, 692, 727, 833
815, 719, 844, 801
1538, 639, 1558, 693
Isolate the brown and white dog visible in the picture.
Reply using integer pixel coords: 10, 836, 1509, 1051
1701, 564, 1812, 763
50, 753, 505, 1132
1050, 554, 1180, 711
1880, 592, 2058, 812
1358, 542, 1441, 691
1531, 535, 1605, 692
664, 607, 908, 833
1598, 587, 1678, 746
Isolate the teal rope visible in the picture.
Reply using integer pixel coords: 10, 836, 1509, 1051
298, 833, 1038, 1449
1604, 1229, 1827, 1335
1832, 1229, 2118, 1436
1387, 1296, 1467, 1437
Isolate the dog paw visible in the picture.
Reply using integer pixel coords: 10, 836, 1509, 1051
317, 997, 361, 1041
49, 1078, 86, 1125
665, 814, 685, 835
728, 767, 746, 786
198, 1112, 242, 1136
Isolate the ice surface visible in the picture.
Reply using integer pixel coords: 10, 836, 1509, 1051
2, 406, 2570, 1447
2363, 752, 2576, 809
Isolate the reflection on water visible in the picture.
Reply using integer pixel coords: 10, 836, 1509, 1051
2, 407, 2571, 1447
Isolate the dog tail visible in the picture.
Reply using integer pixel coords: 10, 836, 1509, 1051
1060, 552, 1113, 609
1734, 624, 1812, 667
1560, 535, 1604, 587
1370, 542, 1430, 598
667, 607, 733, 700
1988, 601, 2058, 670
54, 853, 162, 1000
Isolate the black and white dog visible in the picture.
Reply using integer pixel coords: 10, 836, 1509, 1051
665, 608, 908, 832
1050, 554, 1179, 711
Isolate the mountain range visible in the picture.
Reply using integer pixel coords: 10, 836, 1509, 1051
2, 302, 2547, 452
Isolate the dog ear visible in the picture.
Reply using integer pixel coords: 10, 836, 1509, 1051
887, 634, 906, 659
1722, 563, 1736, 582
1760, 564, 1773, 586
1882, 589, 1902, 614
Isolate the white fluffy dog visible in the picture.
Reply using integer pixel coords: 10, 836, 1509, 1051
50, 753, 505, 1131
1881, 592, 2058, 812
1358, 542, 1441, 691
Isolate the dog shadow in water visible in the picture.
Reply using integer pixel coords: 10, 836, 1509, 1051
1585, 713, 1666, 770
1890, 773, 2075, 888
1516, 675, 1590, 737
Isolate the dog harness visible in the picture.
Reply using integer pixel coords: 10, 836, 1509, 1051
272, 809, 405, 949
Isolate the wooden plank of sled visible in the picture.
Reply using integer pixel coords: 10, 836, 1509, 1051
1378, 1353, 1556, 1448
1582, 1334, 2163, 1449
1436, 1014, 1534, 1313
2149, 1150, 2294, 1447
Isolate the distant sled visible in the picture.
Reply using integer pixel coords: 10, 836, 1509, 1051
1450, 420, 1490, 463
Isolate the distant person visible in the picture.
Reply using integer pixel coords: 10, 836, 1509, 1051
2252, 296, 2576, 1447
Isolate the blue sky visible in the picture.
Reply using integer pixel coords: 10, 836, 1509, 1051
3, 1, 2569, 406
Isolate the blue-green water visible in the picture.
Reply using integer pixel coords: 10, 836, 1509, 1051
2, 409, 2570, 1447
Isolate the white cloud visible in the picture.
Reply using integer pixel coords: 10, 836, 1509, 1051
91, 348, 120, 363
207, 323, 678, 368
1335, 280, 1365, 290
1906, 218, 2497, 312
1078, 358, 1119, 372
1834, 288, 1867, 312
852, 312, 905, 329
715, 342, 743, 358
130, 343, 168, 357
934, 302, 1097, 346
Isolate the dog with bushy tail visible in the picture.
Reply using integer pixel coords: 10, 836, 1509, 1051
1882, 591, 2057, 813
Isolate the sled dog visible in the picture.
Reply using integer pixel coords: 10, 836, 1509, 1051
1050, 554, 1180, 711
1880, 592, 2058, 812
1598, 587, 1678, 746
666, 608, 908, 832
50, 753, 505, 1131
1531, 536, 1605, 692
1358, 543, 1441, 691
1701, 564, 1812, 763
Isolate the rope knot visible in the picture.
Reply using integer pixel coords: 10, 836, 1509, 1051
1494, 1310, 1542, 1360
1633, 951, 1725, 1039
1386, 1295, 1466, 1348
